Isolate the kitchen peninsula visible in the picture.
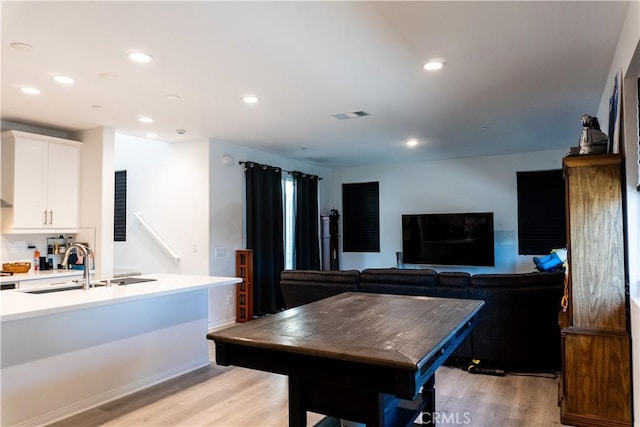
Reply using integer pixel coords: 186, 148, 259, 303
1, 273, 241, 426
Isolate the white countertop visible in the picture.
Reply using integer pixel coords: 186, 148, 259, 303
0, 273, 241, 322
0, 269, 84, 284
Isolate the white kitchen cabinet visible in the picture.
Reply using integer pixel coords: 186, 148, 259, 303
1, 130, 81, 233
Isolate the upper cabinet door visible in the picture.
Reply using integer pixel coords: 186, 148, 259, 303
46, 141, 79, 229
12, 139, 49, 229
2, 130, 81, 233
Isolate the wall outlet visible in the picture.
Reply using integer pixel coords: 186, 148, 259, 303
215, 247, 227, 257
227, 295, 232, 305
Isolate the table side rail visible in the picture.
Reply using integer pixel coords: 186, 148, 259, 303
215, 341, 419, 400
417, 312, 479, 382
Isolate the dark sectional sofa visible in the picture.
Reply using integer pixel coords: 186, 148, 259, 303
280, 268, 564, 372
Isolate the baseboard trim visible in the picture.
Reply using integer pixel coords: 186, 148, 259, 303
209, 317, 236, 331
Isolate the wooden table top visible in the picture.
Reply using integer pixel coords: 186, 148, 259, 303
209, 292, 484, 372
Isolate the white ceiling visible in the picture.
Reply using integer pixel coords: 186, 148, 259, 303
1, 1, 630, 167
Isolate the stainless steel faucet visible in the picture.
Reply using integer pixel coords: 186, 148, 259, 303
62, 243, 94, 290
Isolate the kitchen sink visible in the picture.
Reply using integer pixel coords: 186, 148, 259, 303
105, 277, 157, 286
26, 285, 84, 294
25, 282, 108, 294
24, 278, 156, 293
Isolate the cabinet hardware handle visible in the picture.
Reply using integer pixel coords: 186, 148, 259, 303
49, 210, 53, 225
44, 210, 48, 225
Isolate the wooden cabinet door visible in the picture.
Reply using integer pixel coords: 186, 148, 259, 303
565, 159, 625, 330
561, 328, 631, 426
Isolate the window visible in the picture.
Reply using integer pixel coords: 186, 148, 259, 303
516, 169, 566, 254
283, 173, 320, 270
283, 174, 295, 270
342, 182, 380, 252
114, 170, 127, 241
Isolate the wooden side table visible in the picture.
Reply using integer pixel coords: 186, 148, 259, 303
235, 250, 253, 323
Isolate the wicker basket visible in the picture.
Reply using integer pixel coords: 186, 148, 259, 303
2, 262, 31, 273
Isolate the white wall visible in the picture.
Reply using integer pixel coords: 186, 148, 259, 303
113, 134, 210, 276
114, 134, 332, 328
208, 139, 333, 277
72, 127, 114, 280
332, 149, 567, 274
207, 139, 333, 325
595, 2, 640, 424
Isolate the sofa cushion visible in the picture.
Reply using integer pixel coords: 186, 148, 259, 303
436, 272, 471, 296
468, 271, 564, 371
280, 270, 360, 308
359, 268, 437, 297
470, 271, 564, 288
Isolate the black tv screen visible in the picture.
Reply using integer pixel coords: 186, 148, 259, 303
402, 212, 495, 266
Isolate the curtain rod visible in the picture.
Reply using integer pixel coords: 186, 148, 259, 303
239, 160, 322, 180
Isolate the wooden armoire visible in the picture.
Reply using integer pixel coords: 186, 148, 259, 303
559, 154, 631, 426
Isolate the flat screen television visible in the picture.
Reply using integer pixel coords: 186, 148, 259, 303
401, 212, 495, 266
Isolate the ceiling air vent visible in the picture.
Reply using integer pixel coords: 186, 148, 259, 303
332, 111, 370, 120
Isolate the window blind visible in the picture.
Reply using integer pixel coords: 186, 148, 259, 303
516, 169, 566, 255
114, 170, 127, 242
342, 181, 380, 252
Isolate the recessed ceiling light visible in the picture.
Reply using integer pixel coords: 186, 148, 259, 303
128, 51, 153, 63
423, 59, 445, 71
406, 139, 419, 147
20, 87, 40, 95
53, 75, 75, 84
145, 133, 158, 139
164, 94, 180, 101
138, 116, 154, 124
10, 42, 32, 52
243, 95, 259, 104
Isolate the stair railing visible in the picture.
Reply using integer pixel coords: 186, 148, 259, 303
133, 212, 181, 262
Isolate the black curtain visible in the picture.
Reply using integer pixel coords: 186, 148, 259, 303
293, 173, 320, 270
245, 163, 285, 315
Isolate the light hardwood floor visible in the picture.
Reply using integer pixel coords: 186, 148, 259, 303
49, 343, 568, 427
